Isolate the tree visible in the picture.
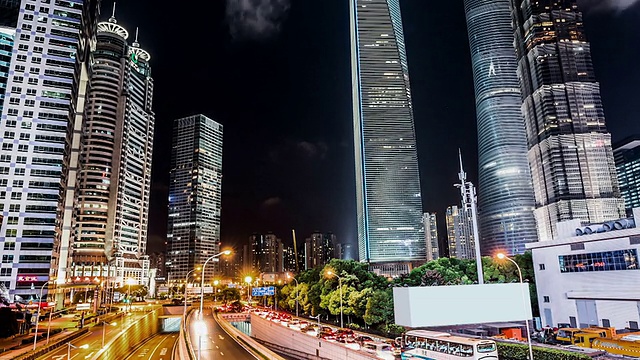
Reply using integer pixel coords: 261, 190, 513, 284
363, 289, 394, 327
220, 287, 241, 304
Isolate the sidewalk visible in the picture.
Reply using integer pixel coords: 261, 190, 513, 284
0, 329, 75, 360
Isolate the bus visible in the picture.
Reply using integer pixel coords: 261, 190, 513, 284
401, 330, 499, 359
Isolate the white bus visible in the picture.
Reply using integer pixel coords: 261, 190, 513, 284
401, 330, 499, 360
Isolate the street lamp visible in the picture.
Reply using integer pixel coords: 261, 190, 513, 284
287, 273, 299, 318
245, 276, 253, 304
101, 321, 117, 348
184, 268, 201, 321
325, 270, 344, 329
199, 250, 232, 319
67, 342, 89, 360
213, 280, 219, 303
33, 281, 49, 350
194, 319, 207, 360
126, 277, 135, 313
496, 253, 534, 360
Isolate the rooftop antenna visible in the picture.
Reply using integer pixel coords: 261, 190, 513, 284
455, 149, 484, 284
132, 27, 140, 47
109, 2, 117, 23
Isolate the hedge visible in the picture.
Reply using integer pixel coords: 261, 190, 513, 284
497, 342, 592, 360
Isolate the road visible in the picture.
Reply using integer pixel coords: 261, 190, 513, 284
188, 307, 256, 360
36, 312, 147, 360
125, 333, 177, 360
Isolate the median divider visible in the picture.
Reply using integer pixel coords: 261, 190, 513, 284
214, 310, 286, 360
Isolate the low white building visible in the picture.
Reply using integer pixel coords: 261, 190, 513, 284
526, 212, 640, 330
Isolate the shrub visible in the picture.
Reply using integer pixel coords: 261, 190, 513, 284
497, 342, 592, 360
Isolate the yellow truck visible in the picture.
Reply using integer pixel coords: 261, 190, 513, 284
567, 327, 640, 357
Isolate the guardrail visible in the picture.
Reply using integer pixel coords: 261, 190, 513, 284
12, 328, 89, 360
215, 310, 285, 360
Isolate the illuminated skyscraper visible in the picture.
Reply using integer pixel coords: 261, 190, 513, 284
614, 136, 640, 212
0, 0, 100, 302
463, 0, 538, 255
167, 115, 223, 284
511, 0, 625, 240
445, 205, 476, 260
422, 213, 439, 261
350, 0, 424, 272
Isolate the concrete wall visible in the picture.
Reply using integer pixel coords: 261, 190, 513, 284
251, 313, 377, 360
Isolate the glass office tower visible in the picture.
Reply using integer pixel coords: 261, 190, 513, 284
167, 115, 223, 284
511, 0, 624, 240
614, 136, 640, 212
463, 0, 538, 255
350, 0, 424, 271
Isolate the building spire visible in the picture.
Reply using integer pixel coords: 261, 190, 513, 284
132, 27, 140, 47
109, 2, 117, 23
458, 148, 467, 183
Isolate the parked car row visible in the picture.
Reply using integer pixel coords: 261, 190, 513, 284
249, 307, 399, 359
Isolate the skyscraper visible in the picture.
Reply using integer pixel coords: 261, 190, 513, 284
614, 136, 640, 212
445, 206, 476, 260
463, 0, 538, 255
0, 0, 100, 302
304, 231, 336, 270
54, 9, 155, 293
0, 0, 19, 28
167, 115, 223, 284
350, 0, 424, 272
0, 27, 14, 117
511, 0, 625, 240
422, 213, 439, 261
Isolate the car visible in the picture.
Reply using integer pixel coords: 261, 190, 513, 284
336, 328, 355, 338
355, 335, 374, 345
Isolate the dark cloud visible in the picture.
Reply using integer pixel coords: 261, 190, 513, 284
262, 196, 282, 207
225, 0, 290, 40
268, 140, 329, 164
579, 0, 640, 12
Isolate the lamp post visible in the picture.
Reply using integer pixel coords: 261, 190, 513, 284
245, 276, 253, 304
101, 321, 117, 348
497, 253, 534, 360
67, 342, 89, 360
126, 277, 135, 313
213, 280, 219, 303
194, 319, 207, 360
33, 282, 49, 350
287, 274, 299, 318
199, 250, 231, 320
326, 270, 344, 329
184, 268, 201, 321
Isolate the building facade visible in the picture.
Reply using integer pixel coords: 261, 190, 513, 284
527, 210, 640, 330
350, 0, 424, 269
0, 0, 100, 302
614, 136, 640, 212
304, 231, 336, 270
0, 0, 19, 28
0, 27, 14, 117
167, 115, 223, 284
422, 213, 439, 261
511, 0, 625, 241
463, 0, 538, 256
445, 206, 476, 260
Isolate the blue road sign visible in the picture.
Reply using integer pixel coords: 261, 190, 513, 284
252, 286, 276, 296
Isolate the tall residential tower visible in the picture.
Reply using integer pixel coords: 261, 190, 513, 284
463, 0, 538, 255
166, 115, 223, 284
350, 0, 424, 274
511, 0, 625, 240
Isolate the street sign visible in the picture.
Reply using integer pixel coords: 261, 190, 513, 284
252, 286, 275, 296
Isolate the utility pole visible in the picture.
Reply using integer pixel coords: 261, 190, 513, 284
292, 229, 299, 272
455, 150, 484, 284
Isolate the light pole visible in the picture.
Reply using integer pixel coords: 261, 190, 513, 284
101, 321, 117, 348
67, 342, 89, 359
33, 282, 49, 350
287, 274, 299, 318
199, 250, 231, 320
326, 270, 344, 329
184, 268, 201, 321
497, 253, 534, 360
245, 276, 253, 304
126, 277, 135, 313
213, 280, 219, 303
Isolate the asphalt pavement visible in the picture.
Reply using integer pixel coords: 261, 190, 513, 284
35, 312, 146, 360
125, 333, 177, 360
188, 307, 257, 360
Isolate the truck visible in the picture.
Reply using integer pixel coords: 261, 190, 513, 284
564, 327, 640, 357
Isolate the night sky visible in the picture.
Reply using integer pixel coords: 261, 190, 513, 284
107, 1, 640, 256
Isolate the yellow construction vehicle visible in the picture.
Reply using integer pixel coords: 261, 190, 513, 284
569, 328, 640, 357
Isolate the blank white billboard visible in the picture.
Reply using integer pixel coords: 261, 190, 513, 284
393, 283, 532, 327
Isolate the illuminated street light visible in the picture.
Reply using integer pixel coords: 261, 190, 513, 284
245, 276, 253, 304
67, 342, 89, 360
325, 270, 344, 329
496, 253, 534, 360
287, 273, 299, 318
194, 320, 208, 360
200, 250, 233, 319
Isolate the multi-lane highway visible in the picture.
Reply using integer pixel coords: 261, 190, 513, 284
188, 307, 257, 360
124, 333, 177, 360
